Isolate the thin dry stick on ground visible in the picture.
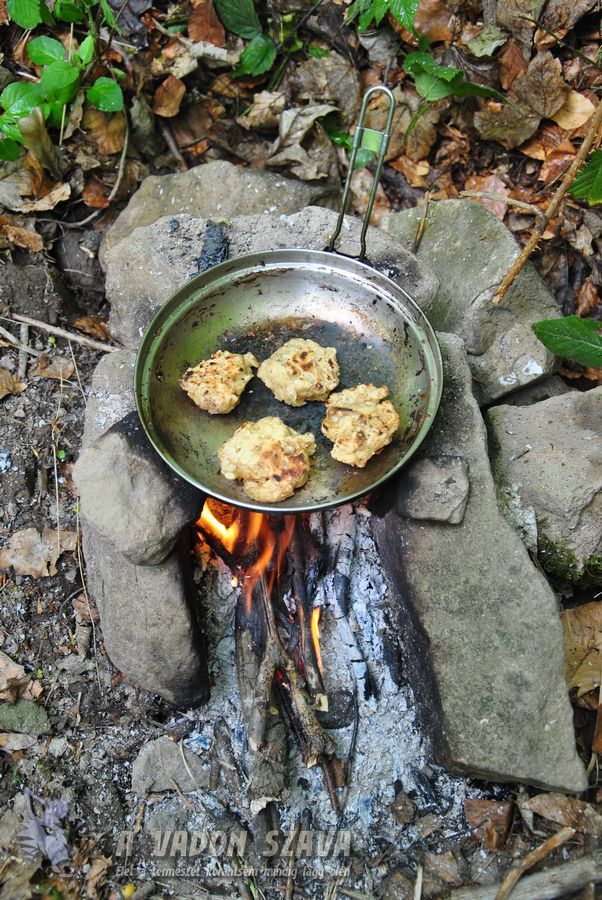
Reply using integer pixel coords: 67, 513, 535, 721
495, 825, 575, 900
10, 313, 117, 353
493, 98, 602, 305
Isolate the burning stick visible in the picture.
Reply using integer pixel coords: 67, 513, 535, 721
290, 521, 328, 711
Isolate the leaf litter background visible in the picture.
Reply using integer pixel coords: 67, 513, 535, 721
0, 0, 601, 896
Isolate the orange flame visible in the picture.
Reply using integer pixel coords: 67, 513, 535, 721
197, 500, 295, 613
310, 607, 323, 675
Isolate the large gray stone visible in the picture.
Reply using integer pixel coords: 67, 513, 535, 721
487, 388, 602, 586
75, 412, 201, 566
105, 206, 439, 349
83, 525, 208, 707
373, 333, 586, 793
100, 159, 340, 264
82, 349, 136, 448
383, 200, 559, 404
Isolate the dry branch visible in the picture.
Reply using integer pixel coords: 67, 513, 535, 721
495, 826, 575, 900
11, 314, 117, 353
451, 848, 602, 899
493, 98, 602, 305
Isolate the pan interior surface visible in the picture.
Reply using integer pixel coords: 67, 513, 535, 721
135, 250, 442, 513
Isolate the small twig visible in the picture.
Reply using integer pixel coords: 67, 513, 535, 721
0, 323, 41, 357
10, 313, 117, 353
460, 191, 547, 229
414, 863, 423, 900
158, 118, 188, 172
17, 324, 29, 380
412, 191, 431, 254
495, 826, 575, 900
493, 98, 602, 305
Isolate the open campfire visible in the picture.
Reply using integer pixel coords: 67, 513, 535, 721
197, 500, 347, 813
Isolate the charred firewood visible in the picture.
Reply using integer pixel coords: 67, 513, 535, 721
290, 520, 328, 712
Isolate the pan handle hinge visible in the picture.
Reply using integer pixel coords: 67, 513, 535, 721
327, 84, 396, 261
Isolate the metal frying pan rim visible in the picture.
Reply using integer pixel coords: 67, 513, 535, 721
134, 247, 444, 514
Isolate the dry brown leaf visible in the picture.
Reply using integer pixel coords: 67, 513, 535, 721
465, 798, 513, 850
350, 168, 391, 226
575, 278, 600, 317
82, 175, 110, 209
0, 528, 77, 579
539, 150, 575, 185
496, 0, 535, 57
520, 793, 602, 835
464, 174, 509, 219
550, 91, 596, 131
414, 0, 452, 41
19, 181, 70, 213
288, 52, 361, 127
562, 600, 602, 696
0, 0, 9, 24
237, 91, 286, 131
594, 703, 602, 755
513, 51, 568, 118
73, 593, 100, 624
81, 109, 126, 155
73, 316, 111, 342
0, 367, 26, 400
31, 354, 75, 381
536, 0, 598, 48
0, 733, 37, 751
0, 650, 41, 703
520, 123, 576, 161
188, 0, 225, 45
498, 39, 528, 91
390, 155, 430, 187
153, 75, 186, 118
0, 224, 43, 252
85, 855, 111, 899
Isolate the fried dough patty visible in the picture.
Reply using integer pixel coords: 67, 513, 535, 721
218, 417, 316, 502
321, 384, 400, 468
257, 338, 339, 407
180, 350, 259, 415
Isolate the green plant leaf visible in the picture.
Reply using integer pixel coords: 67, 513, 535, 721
0, 137, 20, 160
389, 0, 419, 30
7, 0, 47, 29
234, 33, 276, 76
570, 151, 602, 206
41, 99, 66, 128
53, 0, 85, 22
0, 116, 23, 141
98, 0, 120, 32
307, 45, 330, 58
39, 60, 80, 104
1, 82, 42, 117
28, 36, 66, 65
86, 77, 123, 111
533, 315, 602, 367
214, 0, 261, 38
413, 71, 456, 100
78, 34, 95, 65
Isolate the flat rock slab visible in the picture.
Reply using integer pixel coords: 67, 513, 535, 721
383, 200, 558, 404
487, 388, 602, 586
81, 349, 137, 448
373, 333, 586, 793
83, 526, 208, 707
132, 735, 209, 796
105, 206, 439, 349
75, 411, 202, 566
100, 159, 340, 265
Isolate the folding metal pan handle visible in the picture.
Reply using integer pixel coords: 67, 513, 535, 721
327, 84, 396, 260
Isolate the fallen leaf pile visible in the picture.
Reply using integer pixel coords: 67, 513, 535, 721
0, 367, 26, 400
0, 528, 77, 578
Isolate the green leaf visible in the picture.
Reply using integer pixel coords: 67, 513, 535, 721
0, 137, 20, 160
413, 71, 456, 100
1, 82, 42, 117
28, 36, 66, 66
214, 0, 261, 38
0, 116, 23, 141
570, 151, 602, 206
78, 34, 95, 65
7, 0, 46, 29
466, 24, 507, 57
372, 0, 388, 25
98, 0, 120, 32
86, 76, 123, 111
533, 316, 602, 368
307, 44, 331, 59
234, 33, 276, 77
53, 0, 85, 22
389, 0, 418, 31
41, 99, 66, 128
451, 78, 506, 101
39, 60, 80, 104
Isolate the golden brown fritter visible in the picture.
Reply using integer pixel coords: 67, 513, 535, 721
257, 338, 339, 407
180, 350, 259, 415
321, 384, 400, 468
218, 417, 316, 502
